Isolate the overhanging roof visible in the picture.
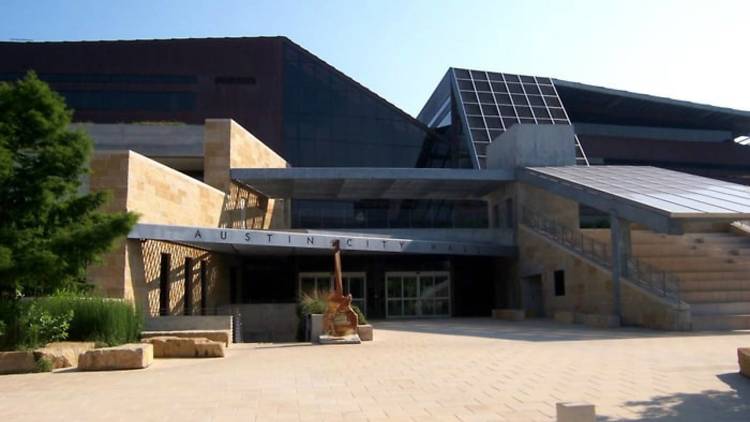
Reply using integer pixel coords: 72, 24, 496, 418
128, 224, 514, 257
553, 79, 750, 135
230, 167, 513, 200
519, 166, 750, 233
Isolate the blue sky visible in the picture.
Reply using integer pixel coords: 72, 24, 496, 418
2, 0, 749, 117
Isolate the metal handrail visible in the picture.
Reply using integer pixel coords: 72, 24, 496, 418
521, 207, 681, 303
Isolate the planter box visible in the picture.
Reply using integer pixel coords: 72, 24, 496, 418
357, 324, 373, 341
307, 314, 324, 343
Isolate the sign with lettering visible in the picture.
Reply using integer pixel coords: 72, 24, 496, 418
129, 224, 511, 257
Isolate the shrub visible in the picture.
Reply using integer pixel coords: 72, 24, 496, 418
34, 295, 143, 347
0, 300, 72, 350
35, 356, 53, 373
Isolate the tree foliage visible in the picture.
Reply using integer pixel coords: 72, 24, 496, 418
0, 72, 137, 296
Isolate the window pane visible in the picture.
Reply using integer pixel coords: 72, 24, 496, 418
387, 277, 401, 298
403, 276, 418, 298
435, 276, 450, 298
388, 299, 402, 316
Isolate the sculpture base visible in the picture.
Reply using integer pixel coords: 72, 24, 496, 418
318, 334, 361, 345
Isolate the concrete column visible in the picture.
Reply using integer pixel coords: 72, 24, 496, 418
609, 214, 632, 318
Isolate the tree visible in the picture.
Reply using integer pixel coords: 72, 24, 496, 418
0, 72, 137, 297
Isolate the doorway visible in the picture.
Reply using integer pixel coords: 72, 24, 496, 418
522, 274, 545, 318
385, 271, 451, 318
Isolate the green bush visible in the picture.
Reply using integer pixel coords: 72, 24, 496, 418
35, 295, 143, 347
35, 356, 53, 373
0, 300, 72, 350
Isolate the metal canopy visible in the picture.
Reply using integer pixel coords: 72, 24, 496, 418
128, 224, 514, 257
230, 167, 513, 200
519, 166, 750, 233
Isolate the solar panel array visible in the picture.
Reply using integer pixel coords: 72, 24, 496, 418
452, 68, 588, 169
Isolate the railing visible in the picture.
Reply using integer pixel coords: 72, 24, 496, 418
521, 207, 681, 303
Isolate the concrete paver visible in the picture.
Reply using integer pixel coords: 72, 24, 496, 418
0, 318, 749, 421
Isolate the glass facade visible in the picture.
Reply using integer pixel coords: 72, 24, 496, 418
282, 42, 487, 229
281, 43, 457, 168
452, 68, 578, 169
291, 199, 488, 229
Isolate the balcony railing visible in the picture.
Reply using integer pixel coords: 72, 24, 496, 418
521, 207, 681, 304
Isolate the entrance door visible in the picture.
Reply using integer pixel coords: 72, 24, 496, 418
298, 272, 367, 314
522, 274, 545, 318
385, 271, 451, 318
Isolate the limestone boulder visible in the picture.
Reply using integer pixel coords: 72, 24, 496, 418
142, 336, 225, 358
739, 348, 750, 378
0, 351, 37, 374
34, 342, 96, 369
78, 343, 153, 371
141, 330, 231, 346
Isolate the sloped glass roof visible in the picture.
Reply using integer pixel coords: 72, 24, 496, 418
451, 68, 588, 169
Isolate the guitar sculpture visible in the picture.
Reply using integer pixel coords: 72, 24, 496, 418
322, 239, 359, 337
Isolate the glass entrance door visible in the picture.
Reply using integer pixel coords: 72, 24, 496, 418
385, 271, 451, 318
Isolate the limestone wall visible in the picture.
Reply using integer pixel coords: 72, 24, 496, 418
204, 119, 289, 229
518, 226, 690, 330
128, 239, 231, 317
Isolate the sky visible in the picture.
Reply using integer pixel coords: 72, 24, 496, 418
2, 0, 749, 117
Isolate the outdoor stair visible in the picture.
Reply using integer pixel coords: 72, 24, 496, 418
583, 227, 750, 331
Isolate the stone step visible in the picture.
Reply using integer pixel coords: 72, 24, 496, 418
639, 257, 750, 272
682, 290, 750, 303
676, 271, 750, 281
632, 245, 707, 257
691, 314, 750, 331
680, 280, 750, 292
690, 236, 750, 246
690, 301, 750, 315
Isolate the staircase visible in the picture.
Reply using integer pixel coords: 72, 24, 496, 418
584, 228, 750, 330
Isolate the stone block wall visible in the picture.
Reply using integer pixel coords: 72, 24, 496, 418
518, 226, 690, 330
204, 119, 289, 230
128, 239, 231, 317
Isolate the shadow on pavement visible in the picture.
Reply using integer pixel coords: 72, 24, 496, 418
598, 372, 750, 421
372, 317, 750, 343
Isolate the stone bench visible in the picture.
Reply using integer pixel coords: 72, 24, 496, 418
141, 330, 231, 346
142, 336, 225, 358
0, 351, 37, 374
78, 343, 153, 371
34, 342, 96, 369
739, 348, 750, 378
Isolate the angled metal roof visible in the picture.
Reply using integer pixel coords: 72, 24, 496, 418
231, 167, 513, 200
519, 166, 750, 232
553, 79, 750, 135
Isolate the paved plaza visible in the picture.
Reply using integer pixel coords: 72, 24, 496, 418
1, 318, 749, 421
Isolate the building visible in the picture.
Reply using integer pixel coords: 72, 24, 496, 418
3, 37, 750, 338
